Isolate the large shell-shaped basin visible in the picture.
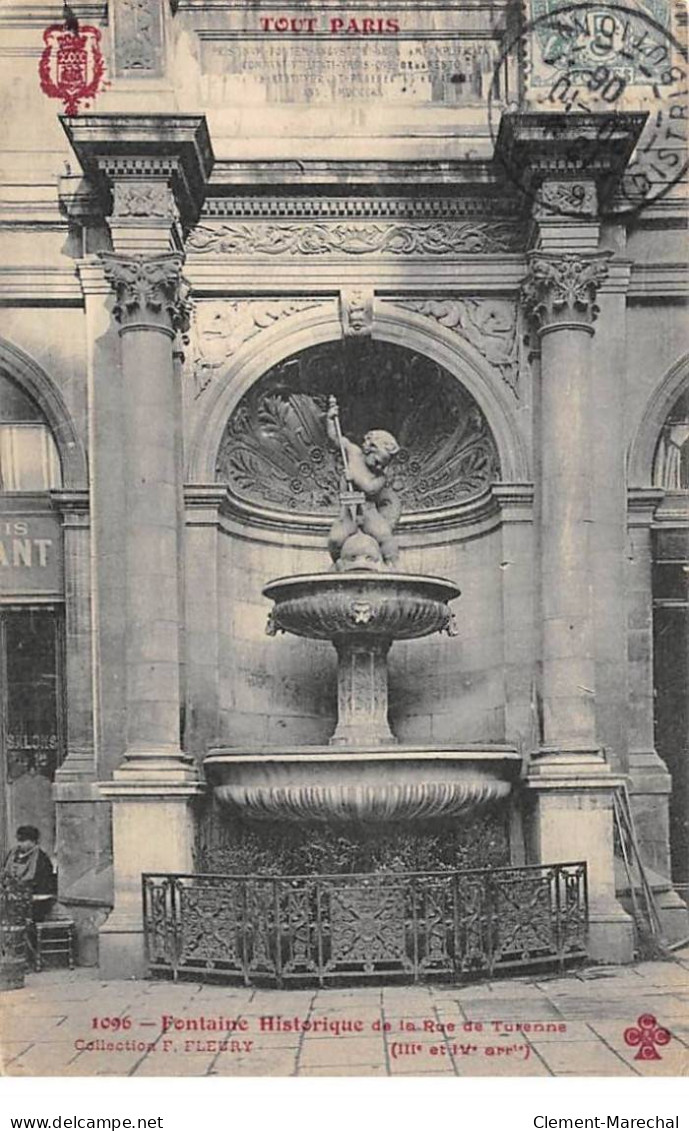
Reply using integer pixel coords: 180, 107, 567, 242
263, 572, 461, 640
204, 746, 522, 823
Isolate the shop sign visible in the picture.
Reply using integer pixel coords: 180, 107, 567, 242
0, 514, 62, 596
7, 733, 59, 782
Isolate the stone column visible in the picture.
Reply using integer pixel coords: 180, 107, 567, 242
522, 251, 634, 963
98, 253, 202, 978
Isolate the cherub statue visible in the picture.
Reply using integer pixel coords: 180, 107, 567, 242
326, 395, 402, 571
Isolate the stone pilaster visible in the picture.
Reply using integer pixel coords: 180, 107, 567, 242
51, 490, 95, 784
183, 486, 226, 759
49, 489, 111, 962
491, 484, 536, 750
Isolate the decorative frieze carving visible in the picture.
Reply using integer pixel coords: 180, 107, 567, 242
215, 340, 500, 517
521, 252, 611, 331
101, 253, 190, 333
187, 221, 524, 258
340, 288, 373, 339
190, 298, 327, 397
390, 297, 521, 395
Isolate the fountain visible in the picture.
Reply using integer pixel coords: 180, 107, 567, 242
205, 397, 521, 823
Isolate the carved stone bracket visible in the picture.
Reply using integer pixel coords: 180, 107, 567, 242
521, 252, 611, 333
340, 288, 373, 339
101, 252, 190, 335
109, 177, 183, 252
534, 181, 598, 221
112, 180, 180, 222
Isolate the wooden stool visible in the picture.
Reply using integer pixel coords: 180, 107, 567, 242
34, 920, 75, 971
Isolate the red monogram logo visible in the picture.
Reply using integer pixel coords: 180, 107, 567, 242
38, 23, 105, 116
623, 1014, 671, 1061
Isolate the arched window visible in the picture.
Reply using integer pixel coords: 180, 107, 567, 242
0, 373, 62, 491
653, 388, 689, 491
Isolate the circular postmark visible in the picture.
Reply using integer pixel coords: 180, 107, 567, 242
487, 2, 688, 218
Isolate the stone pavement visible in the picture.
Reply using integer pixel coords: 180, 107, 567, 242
1, 951, 687, 1078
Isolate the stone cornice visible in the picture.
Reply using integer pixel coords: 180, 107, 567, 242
0, 266, 82, 304
50, 489, 90, 524
494, 112, 647, 211
100, 253, 190, 335
626, 487, 665, 527
0, 3, 106, 25
491, 482, 534, 522
202, 193, 524, 222
521, 251, 612, 334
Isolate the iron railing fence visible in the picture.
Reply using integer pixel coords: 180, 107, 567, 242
142, 861, 588, 987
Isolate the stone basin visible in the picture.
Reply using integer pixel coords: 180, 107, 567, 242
264, 572, 461, 641
204, 745, 522, 823
263, 571, 461, 745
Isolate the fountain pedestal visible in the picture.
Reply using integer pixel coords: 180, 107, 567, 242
333, 637, 393, 745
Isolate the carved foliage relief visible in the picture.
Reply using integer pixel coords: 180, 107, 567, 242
390, 297, 521, 396
215, 341, 500, 517
187, 221, 523, 258
190, 299, 328, 397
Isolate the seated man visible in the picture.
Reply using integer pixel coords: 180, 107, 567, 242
2, 825, 56, 922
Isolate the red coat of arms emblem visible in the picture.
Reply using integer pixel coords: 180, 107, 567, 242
39, 23, 105, 116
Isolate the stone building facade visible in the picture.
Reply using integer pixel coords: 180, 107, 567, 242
0, 0, 687, 976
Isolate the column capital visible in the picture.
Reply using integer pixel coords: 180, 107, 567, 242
521, 251, 611, 335
100, 252, 191, 336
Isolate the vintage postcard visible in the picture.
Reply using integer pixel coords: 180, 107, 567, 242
0, 0, 687, 1086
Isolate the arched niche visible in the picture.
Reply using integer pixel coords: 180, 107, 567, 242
187, 304, 529, 488
214, 338, 501, 525
187, 324, 516, 752
628, 353, 689, 489
0, 339, 87, 491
